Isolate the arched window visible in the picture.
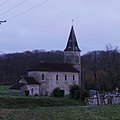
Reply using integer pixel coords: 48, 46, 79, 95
65, 75, 67, 81
31, 88, 33, 95
56, 74, 58, 81
42, 74, 44, 80
73, 75, 75, 81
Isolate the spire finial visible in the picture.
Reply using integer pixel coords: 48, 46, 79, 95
72, 19, 74, 26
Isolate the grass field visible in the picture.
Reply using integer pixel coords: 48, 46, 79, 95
0, 85, 10, 96
0, 105, 120, 120
0, 85, 120, 120
0, 96, 84, 109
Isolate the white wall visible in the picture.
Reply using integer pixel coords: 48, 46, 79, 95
28, 71, 79, 95
25, 84, 40, 96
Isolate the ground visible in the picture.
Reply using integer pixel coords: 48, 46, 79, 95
0, 85, 120, 120
0, 105, 120, 120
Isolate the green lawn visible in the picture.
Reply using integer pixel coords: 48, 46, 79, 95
0, 105, 120, 120
0, 96, 84, 109
0, 85, 85, 109
0, 85, 10, 96
0, 85, 119, 120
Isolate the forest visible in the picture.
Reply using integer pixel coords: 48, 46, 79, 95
0, 45, 120, 91
82, 45, 120, 91
0, 50, 64, 84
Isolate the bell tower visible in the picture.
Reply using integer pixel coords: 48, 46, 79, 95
64, 25, 81, 85
64, 26, 81, 71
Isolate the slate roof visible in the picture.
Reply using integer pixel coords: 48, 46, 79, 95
9, 83, 25, 90
64, 26, 81, 52
19, 76, 40, 84
28, 62, 79, 73
10, 77, 40, 90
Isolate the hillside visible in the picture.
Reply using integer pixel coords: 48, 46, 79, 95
0, 46, 120, 92
0, 50, 64, 84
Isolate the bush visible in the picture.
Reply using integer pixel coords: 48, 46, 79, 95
35, 93, 38, 96
69, 84, 80, 98
74, 90, 80, 99
25, 90, 29, 96
80, 89, 90, 101
69, 85, 90, 100
52, 87, 64, 97
52, 87, 60, 97
59, 90, 64, 97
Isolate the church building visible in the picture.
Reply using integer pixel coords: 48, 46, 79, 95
10, 25, 81, 96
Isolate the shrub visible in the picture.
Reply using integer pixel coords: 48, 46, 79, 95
53, 87, 60, 97
25, 90, 29, 96
35, 93, 38, 96
69, 84, 80, 98
74, 90, 80, 99
80, 89, 90, 101
59, 90, 64, 97
45, 91, 48, 96
52, 87, 64, 97
69, 85, 90, 100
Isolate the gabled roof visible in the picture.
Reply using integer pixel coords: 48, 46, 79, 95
64, 26, 81, 52
9, 83, 25, 90
28, 62, 79, 73
19, 76, 40, 84
10, 77, 40, 90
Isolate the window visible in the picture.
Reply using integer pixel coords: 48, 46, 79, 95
31, 88, 33, 95
65, 75, 67, 81
42, 74, 44, 80
73, 75, 75, 81
56, 74, 58, 81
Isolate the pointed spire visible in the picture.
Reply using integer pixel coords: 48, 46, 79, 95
64, 26, 81, 52
72, 19, 74, 26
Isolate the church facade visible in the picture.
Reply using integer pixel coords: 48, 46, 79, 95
10, 26, 81, 96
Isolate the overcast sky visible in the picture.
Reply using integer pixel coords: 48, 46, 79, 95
0, 0, 120, 54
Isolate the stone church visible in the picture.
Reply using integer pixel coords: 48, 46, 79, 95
10, 25, 81, 96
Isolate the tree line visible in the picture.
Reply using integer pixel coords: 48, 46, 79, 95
82, 45, 120, 91
0, 45, 120, 91
0, 50, 64, 84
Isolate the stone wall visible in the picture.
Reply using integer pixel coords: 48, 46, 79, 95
25, 85, 40, 96
28, 71, 79, 95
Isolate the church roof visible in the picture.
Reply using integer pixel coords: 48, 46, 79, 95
19, 76, 40, 84
9, 77, 40, 90
28, 62, 79, 73
9, 83, 25, 90
64, 26, 81, 52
